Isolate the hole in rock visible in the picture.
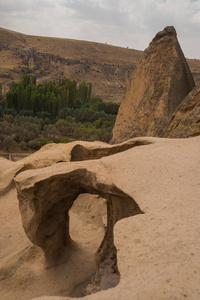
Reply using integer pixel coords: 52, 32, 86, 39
17, 172, 144, 299
69, 193, 107, 252
68, 193, 120, 297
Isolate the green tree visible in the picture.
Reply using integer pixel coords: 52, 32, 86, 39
0, 82, 2, 99
21, 73, 30, 88
94, 117, 102, 129
3, 136, 17, 152
3, 114, 14, 123
88, 83, 92, 101
77, 81, 88, 105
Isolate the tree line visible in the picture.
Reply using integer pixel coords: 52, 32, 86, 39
0, 75, 120, 152
6, 74, 92, 118
5, 74, 119, 117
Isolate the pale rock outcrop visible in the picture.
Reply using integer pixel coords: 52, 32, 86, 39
0, 137, 153, 299
15, 160, 143, 265
19, 136, 200, 300
0, 138, 150, 195
112, 26, 195, 143
1, 136, 200, 299
165, 84, 200, 138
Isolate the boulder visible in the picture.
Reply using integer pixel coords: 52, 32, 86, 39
165, 84, 200, 138
112, 26, 195, 143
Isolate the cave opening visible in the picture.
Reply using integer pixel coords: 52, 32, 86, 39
68, 193, 117, 296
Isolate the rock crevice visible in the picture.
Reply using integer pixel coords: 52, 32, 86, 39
165, 84, 200, 138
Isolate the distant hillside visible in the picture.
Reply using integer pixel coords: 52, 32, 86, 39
0, 27, 200, 102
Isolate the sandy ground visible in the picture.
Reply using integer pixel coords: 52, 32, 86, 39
0, 189, 106, 300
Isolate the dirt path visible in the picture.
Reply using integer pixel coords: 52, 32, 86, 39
0, 152, 33, 161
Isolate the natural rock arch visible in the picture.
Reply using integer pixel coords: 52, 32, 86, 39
16, 163, 143, 266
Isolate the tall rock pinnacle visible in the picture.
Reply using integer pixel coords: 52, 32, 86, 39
112, 26, 195, 143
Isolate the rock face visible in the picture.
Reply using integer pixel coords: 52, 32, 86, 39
165, 84, 200, 138
112, 26, 195, 143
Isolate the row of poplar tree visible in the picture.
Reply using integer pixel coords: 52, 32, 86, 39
6, 74, 92, 118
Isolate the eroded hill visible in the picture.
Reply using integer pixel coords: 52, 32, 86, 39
1, 27, 200, 102
0, 27, 141, 102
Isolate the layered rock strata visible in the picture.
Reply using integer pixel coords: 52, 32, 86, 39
112, 26, 195, 143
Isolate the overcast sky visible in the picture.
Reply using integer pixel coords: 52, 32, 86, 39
0, 0, 200, 59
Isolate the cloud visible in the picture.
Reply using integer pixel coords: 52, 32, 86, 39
0, 0, 55, 13
60, 0, 129, 27
0, 0, 200, 58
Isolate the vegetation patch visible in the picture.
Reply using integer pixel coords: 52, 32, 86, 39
0, 75, 120, 152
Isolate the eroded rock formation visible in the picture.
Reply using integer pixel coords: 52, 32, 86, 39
1, 136, 200, 299
0, 138, 152, 195
15, 160, 143, 265
112, 26, 195, 143
165, 84, 200, 138
0, 137, 151, 298
11, 136, 200, 300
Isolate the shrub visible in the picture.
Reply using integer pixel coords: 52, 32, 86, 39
27, 139, 41, 150
53, 137, 72, 143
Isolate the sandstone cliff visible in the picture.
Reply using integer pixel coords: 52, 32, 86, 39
112, 26, 195, 143
164, 84, 200, 138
